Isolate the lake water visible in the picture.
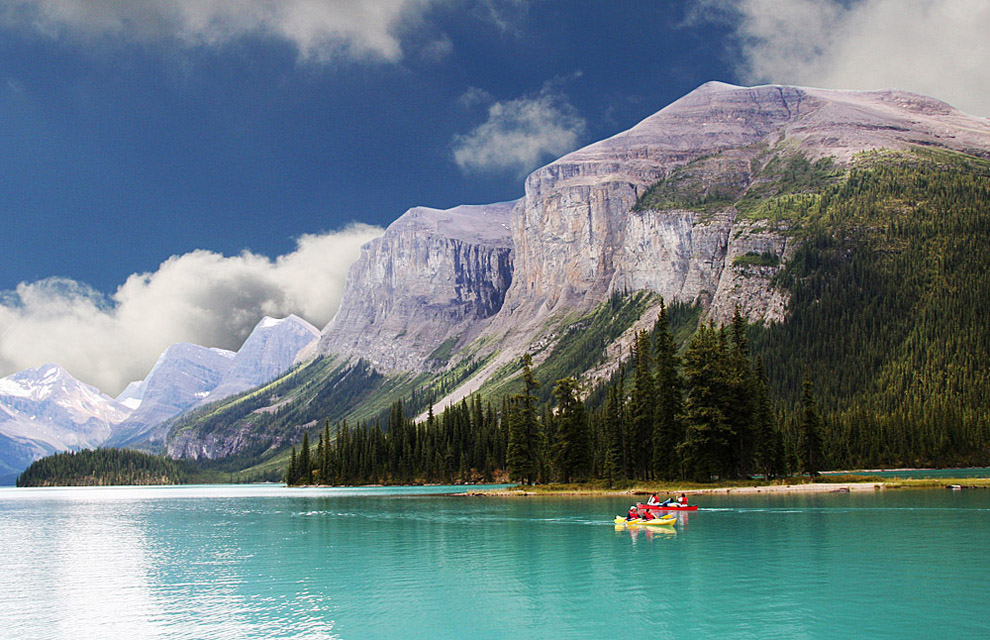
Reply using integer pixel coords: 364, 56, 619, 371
1, 484, 988, 639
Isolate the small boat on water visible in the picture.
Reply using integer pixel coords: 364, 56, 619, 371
637, 502, 698, 512
614, 515, 677, 527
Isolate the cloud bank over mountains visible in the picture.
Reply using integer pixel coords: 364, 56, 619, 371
0, 224, 382, 395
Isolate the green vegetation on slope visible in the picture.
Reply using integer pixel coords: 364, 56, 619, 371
164, 357, 387, 479
633, 145, 842, 216
750, 148, 990, 468
481, 290, 660, 404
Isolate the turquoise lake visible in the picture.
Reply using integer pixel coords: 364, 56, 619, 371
1, 484, 988, 639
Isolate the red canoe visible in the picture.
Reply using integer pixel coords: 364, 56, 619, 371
637, 502, 698, 511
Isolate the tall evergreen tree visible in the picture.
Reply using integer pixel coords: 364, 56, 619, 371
652, 300, 684, 479
725, 307, 757, 477
552, 377, 591, 483
286, 446, 298, 485
799, 371, 823, 476
298, 432, 312, 485
630, 330, 656, 479
753, 357, 783, 479
602, 380, 624, 487
679, 323, 733, 480
507, 354, 540, 484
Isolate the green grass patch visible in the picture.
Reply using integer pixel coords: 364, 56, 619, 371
427, 335, 460, 364
733, 250, 781, 268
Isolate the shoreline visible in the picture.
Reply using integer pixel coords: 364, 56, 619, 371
461, 477, 990, 498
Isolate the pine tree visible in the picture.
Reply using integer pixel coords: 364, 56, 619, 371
507, 354, 540, 484
799, 371, 823, 476
321, 418, 332, 484
602, 381, 624, 487
726, 307, 757, 477
753, 357, 783, 479
552, 377, 591, 483
679, 323, 733, 480
286, 446, 298, 485
299, 432, 312, 485
630, 330, 655, 479
652, 300, 684, 479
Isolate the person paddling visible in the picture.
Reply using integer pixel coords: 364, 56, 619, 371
678, 493, 688, 506
647, 493, 660, 506
626, 506, 639, 521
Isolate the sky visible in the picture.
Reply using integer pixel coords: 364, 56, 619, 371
1, 0, 988, 394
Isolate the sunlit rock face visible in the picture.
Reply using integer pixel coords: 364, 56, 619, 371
501, 81, 990, 328
314, 82, 990, 382
315, 201, 516, 372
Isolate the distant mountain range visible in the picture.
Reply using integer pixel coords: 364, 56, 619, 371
0, 315, 318, 483
4, 81, 989, 483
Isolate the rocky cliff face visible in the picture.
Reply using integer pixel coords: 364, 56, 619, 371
316, 201, 516, 371
319, 81, 988, 420
499, 82, 990, 329
313, 83, 990, 387
280, 82, 990, 420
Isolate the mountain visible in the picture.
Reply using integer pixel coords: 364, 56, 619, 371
315, 201, 515, 372
205, 314, 320, 402
0, 364, 130, 484
310, 82, 989, 403
105, 343, 236, 448
0, 314, 321, 482
107, 315, 319, 449
63, 82, 990, 474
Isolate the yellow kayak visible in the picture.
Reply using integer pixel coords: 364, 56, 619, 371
614, 515, 677, 526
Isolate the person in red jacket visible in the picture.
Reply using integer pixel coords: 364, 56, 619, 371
678, 493, 688, 506
626, 506, 639, 520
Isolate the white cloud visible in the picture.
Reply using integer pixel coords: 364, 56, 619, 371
717, 0, 990, 116
0, 224, 382, 395
0, 0, 432, 63
452, 83, 587, 177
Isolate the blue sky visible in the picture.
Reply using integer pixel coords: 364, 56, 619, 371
0, 0, 987, 392
0, 2, 737, 292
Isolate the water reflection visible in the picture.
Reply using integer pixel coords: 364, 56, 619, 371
0, 489, 339, 640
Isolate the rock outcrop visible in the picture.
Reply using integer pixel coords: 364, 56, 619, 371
315, 201, 516, 371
